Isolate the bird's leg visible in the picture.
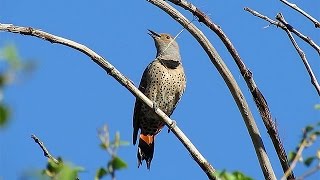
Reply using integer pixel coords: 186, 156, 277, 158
152, 101, 158, 112
167, 120, 177, 133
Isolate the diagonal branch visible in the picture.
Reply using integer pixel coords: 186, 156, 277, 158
297, 164, 320, 180
166, 1, 292, 179
244, 7, 320, 56
0, 23, 217, 180
31, 134, 59, 164
276, 13, 320, 96
279, 0, 320, 28
147, 1, 276, 179
281, 139, 307, 180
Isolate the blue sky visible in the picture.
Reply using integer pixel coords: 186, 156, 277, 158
1, 0, 319, 179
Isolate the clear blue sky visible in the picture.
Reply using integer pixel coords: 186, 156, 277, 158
1, 0, 319, 179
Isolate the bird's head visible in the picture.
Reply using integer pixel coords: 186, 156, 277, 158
148, 29, 180, 60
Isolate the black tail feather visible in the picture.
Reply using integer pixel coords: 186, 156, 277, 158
137, 137, 154, 169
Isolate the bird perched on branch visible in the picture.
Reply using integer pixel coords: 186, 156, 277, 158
133, 30, 186, 169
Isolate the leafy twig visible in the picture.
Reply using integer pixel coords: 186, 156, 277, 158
96, 125, 128, 180
283, 123, 320, 179
281, 140, 307, 180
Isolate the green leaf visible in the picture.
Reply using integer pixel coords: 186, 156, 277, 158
44, 158, 63, 177
44, 158, 83, 179
232, 171, 253, 180
111, 156, 127, 170
288, 151, 297, 163
1, 44, 21, 69
56, 164, 78, 180
215, 170, 233, 180
305, 125, 314, 133
73, 165, 85, 172
312, 131, 320, 136
0, 104, 10, 128
314, 104, 320, 110
95, 167, 108, 180
215, 170, 253, 180
304, 156, 316, 167
100, 143, 107, 150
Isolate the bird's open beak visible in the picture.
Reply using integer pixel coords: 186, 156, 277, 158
147, 29, 161, 38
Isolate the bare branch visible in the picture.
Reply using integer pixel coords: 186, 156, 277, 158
281, 140, 307, 180
167, 1, 292, 179
276, 13, 320, 96
0, 23, 216, 180
147, 1, 276, 179
244, 7, 320, 56
244, 7, 280, 25
279, 0, 320, 28
297, 164, 320, 180
31, 134, 59, 164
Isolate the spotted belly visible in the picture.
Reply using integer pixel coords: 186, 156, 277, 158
139, 90, 176, 135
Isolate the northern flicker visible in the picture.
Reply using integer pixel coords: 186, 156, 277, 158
133, 30, 186, 169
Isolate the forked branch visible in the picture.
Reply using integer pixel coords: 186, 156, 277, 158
244, 7, 320, 55
244, 8, 320, 96
276, 13, 320, 96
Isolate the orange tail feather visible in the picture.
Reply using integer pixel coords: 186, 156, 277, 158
137, 134, 155, 169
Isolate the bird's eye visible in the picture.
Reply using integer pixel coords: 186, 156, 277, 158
166, 36, 170, 39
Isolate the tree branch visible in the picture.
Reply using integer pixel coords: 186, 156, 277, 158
244, 7, 320, 56
279, 0, 320, 28
147, 1, 276, 179
281, 139, 307, 180
276, 13, 320, 96
31, 134, 59, 164
0, 23, 216, 180
297, 164, 320, 180
167, 1, 292, 179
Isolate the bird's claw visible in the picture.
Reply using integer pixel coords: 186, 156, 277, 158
168, 120, 176, 133
152, 101, 158, 112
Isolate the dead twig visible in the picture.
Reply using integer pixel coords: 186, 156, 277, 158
244, 7, 320, 56
276, 13, 320, 96
297, 164, 320, 180
279, 0, 320, 28
31, 134, 59, 164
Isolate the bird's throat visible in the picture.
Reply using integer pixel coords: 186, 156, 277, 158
159, 59, 180, 69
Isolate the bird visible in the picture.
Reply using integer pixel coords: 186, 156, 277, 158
133, 29, 186, 169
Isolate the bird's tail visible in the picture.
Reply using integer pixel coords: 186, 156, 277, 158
137, 134, 155, 169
